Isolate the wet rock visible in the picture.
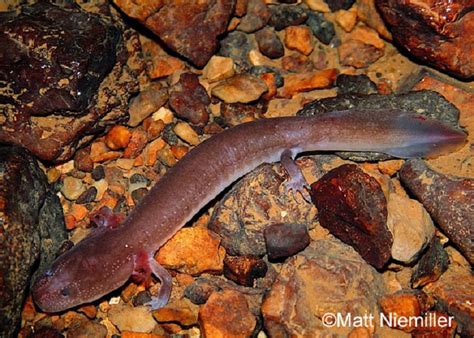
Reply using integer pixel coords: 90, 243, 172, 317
202, 56, 235, 83
411, 238, 450, 288
169, 73, 210, 126
387, 193, 435, 264
199, 289, 256, 338
284, 26, 314, 55
336, 74, 378, 95
424, 260, 474, 336
237, 0, 270, 33
324, 0, 356, 11
156, 226, 225, 275
223, 255, 267, 286
211, 74, 268, 103
376, 0, 474, 79
264, 223, 310, 260
298, 90, 461, 161
268, 4, 308, 31
400, 159, 473, 264
209, 163, 317, 256
306, 11, 336, 45
338, 39, 384, 68
262, 238, 385, 336
218, 31, 255, 71
0, 147, 66, 337
128, 86, 168, 127
0, 2, 140, 162
255, 27, 284, 59
279, 68, 337, 97
310, 164, 392, 269
108, 304, 157, 333
153, 299, 199, 327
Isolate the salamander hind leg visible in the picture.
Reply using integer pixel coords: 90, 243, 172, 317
280, 149, 311, 202
145, 256, 172, 310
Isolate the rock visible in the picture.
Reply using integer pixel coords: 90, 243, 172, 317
123, 130, 148, 159
249, 66, 284, 87
268, 4, 308, 31
338, 39, 384, 68
202, 56, 235, 83
128, 86, 169, 127
156, 226, 225, 275
223, 255, 268, 286
335, 9, 358, 32
118, 0, 235, 68
386, 193, 435, 263
264, 223, 310, 260
152, 107, 175, 125
76, 187, 98, 205
284, 26, 314, 55
173, 122, 200, 146
255, 27, 285, 59
310, 164, 392, 269
61, 176, 86, 201
411, 237, 450, 288
108, 304, 157, 333
169, 73, 210, 126
67, 319, 107, 338
185, 277, 222, 305
199, 289, 256, 338
211, 74, 268, 103
262, 239, 385, 336
306, 11, 336, 45
218, 31, 256, 71
0, 147, 66, 337
209, 163, 317, 256
279, 68, 337, 97
220, 102, 263, 127
152, 299, 199, 327
424, 260, 474, 336
350, 26, 385, 49
356, 0, 392, 40
144, 119, 165, 140
400, 159, 473, 264
304, 0, 331, 12
237, 0, 270, 33
106, 125, 132, 150
0, 2, 140, 162
324, 0, 356, 11
376, 0, 474, 79
336, 74, 378, 95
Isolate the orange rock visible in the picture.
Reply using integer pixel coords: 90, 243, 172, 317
349, 26, 385, 49
156, 226, 225, 275
175, 273, 195, 286
69, 203, 89, 220
144, 138, 167, 166
356, 0, 392, 40
144, 118, 165, 140
64, 214, 77, 230
338, 39, 384, 68
106, 125, 132, 150
284, 26, 314, 55
112, 0, 163, 21
121, 283, 139, 303
78, 304, 97, 319
148, 55, 185, 79
124, 130, 148, 159
199, 290, 256, 338
157, 147, 177, 167
170, 145, 189, 160
378, 159, 404, 176
279, 68, 337, 98
152, 299, 199, 326
121, 331, 167, 338
21, 296, 36, 322
335, 9, 358, 32
260, 72, 277, 100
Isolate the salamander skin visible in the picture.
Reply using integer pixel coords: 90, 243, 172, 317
32, 110, 467, 312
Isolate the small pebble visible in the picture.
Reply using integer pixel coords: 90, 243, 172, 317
143, 118, 165, 140
157, 148, 177, 167
128, 86, 168, 127
61, 176, 85, 201
173, 122, 200, 146
324, 0, 355, 11
108, 304, 157, 333
223, 255, 267, 286
152, 107, 174, 124
335, 9, 357, 32
92, 165, 105, 181
211, 74, 268, 103
106, 125, 132, 150
47, 167, 61, 184
268, 4, 308, 31
131, 187, 148, 205
279, 68, 337, 97
132, 290, 152, 307
264, 223, 310, 261
303, 0, 330, 12
237, 0, 270, 33
74, 147, 94, 172
284, 26, 314, 55
184, 278, 220, 305
76, 186, 98, 204
203, 56, 235, 83
123, 130, 148, 159
306, 11, 335, 45
255, 27, 284, 59
152, 299, 199, 326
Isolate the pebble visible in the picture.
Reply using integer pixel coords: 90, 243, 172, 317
268, 4, 308, 31
108, 304, 157, 333
76, 186, 97, 204
255, 27, 284, 59
202, 56, 235, 83
169, 144, 188, 160
47, 167, 61, 184
220, 102, 262, 127
284, 26, 314, 55
282, 53, 314, 72
152, 107, 174, 124
303, 0, 330, 12
143, 118, 165, 140
173, 122, 200, 146
306, 11, 336, 45
264, 223, 310, 260
92, 165, 105, 181
237, 0, 270, 33
67, 318, 107, 338
335, 73, 378, 95
105, 125, 132, 150
92, 179, 108, 201
123, 130, 148, 159
184, 277, 221, 305
350, 26, 385, 49
131, 187, 149, 205
61, 176, 86, 201
335, 9, 358, 32
338, 39, 384, 68
249, 66, 284, 87
279, 68, 337, 97
148, 55, 185, 79
128, 86, 168, 127
143, 138, 166, 166
324, 0, 355, 11
211, 74, 268, 103
199, 290, 256, 338
265, 98, 302, 118
223, 255, 267, 286
218, 31, 255, 71
157, 147, 177, 167
152, 299, 199, 326
410, 238, 450, 288
156, 226, 225, 275
74, 148, 94, 172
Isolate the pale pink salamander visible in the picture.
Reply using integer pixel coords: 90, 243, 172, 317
32, 110, 467, 312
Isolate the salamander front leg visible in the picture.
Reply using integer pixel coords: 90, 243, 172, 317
280, 149, 311, 202
146, 258, 172, 310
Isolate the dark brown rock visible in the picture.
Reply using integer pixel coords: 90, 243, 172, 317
268, 4, 308, 31
169, 73, 210, 126
224, 255, 267, 286
264, 223, 310, 260
310, 164, 392, 269
0, 147, 67, 337
237, 0, 270, 33
400, 159, 473, 265
255, 27, 284, 59
324, 0, 356, 11
0, 2, 142, 162
376, 0, 474, 79
143, 0, 236, 68
411, 237, 450, 288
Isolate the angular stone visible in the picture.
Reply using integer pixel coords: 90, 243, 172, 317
338, 39, 384, 68
268, 4, 308, 31
108, 304, 157, 333
264, 223, 310, 260
152, 299, 199, 327
356, 0, 392, 40
220, 102, 264, 127
237, 0, 270, 33
376, 0, 474, 79
336, 74, 378, 95
411, 238, 450, 288
223, 255, 267, 286
306, 11, 335, 45
310, 164, 392, 269
284, 26, 314, 55
202, 56, 235, 83
279, 68, 337, 98
128, 85, 168, 127
400, 159, 473, 264
211, 74, 268, 103
255, 27, 284, 59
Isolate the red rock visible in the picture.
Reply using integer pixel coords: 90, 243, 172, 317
338, 39, 384, 68
223, 255, 267, 286
74, 147, 94, 173
310, 164, 392, 269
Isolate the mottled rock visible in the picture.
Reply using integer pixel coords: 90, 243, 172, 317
211, 74, 268, 103
279, 68, 337, 97
338, 39, 384, 68
284, 26, 314, 55
169, 73, 210, 126
249, 66, 284, 87
310, 164, 392, 269
387, 193, 435, 263
282, 53, 314, 73
262, 239, 384, 336
255, 27, 284, 59
0, 2, 140, 162
324, 0, 356, 11
400, 159, 473, 264
76, 187, 98, 205
264, 223, 310, 260
173, 122, 200, 146
411, 238, 450, 288
376, 0, 474, 79
220, 102, 263, 127
304, 0, 331, 12
218, 31, 255, 71
61, 177, 85, 201
336, 74, 378, 95
128, 86, 168, 127
237, 0, 270, 33
223, 255, 267, 286
199, 289, 256, 338
153, 299, 199, 327
268, 4, 308, 30
306, 11, 336, 45
106, 125, 132, 150
202, 56, 235, 83
108, 304, 157, 333
0, 147, 66, 337
156, 227, 225, 275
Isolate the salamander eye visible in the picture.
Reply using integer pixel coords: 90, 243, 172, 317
60, 287, 71, 297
